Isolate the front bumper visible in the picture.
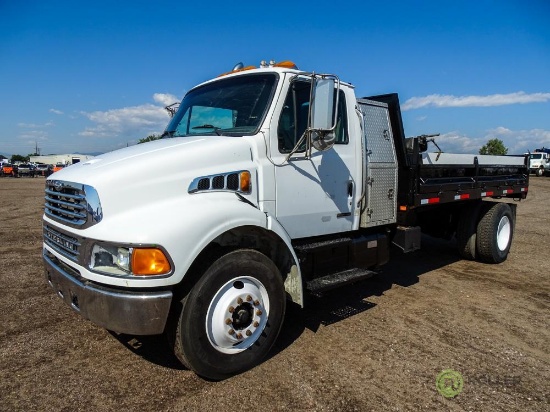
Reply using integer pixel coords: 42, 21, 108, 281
44, 249, 173, 335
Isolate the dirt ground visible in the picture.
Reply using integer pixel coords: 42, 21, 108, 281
0, 176, 548, 412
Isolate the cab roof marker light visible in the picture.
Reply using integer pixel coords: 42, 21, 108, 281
218, 64, 256, 77
218, 60, 298, 77
272, 60, 298, 69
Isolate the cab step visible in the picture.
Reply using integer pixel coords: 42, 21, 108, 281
306, 268, 377, 293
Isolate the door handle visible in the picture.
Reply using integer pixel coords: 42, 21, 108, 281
347, 181, 354, 197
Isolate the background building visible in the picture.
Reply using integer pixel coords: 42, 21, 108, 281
29, 154, 95, 165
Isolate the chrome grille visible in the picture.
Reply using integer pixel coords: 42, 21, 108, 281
45, 180, 103, 228
43, 225, 80, 261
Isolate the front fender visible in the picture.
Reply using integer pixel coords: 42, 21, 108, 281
73, 192, 301, 293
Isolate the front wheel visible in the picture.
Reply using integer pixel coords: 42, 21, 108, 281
170, 249, 286, 380
536, 167, 544, 177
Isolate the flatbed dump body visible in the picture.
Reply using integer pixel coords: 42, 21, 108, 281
415, 152, 528, 206
366, 93, 528, 223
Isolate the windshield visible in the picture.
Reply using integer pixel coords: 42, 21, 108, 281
530, 154, 542, 159
165, 73, 277, 137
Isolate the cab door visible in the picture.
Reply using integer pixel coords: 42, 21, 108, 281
271, 79, 358, 239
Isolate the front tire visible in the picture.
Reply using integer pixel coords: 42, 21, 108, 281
476, 203, 514, 263
536, 167, 544, 177
171, 249, 286, 380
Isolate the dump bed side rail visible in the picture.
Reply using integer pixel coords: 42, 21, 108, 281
361, 93, 529, 216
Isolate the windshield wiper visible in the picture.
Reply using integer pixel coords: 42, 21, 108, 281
191, 124, 222, 135
160, 130, 174, 139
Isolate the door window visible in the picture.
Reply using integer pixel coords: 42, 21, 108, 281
277, 82, 348, 153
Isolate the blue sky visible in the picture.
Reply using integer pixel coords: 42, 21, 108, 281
1, 0, 548, 157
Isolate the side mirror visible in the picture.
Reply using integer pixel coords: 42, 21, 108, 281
310, 77, 338, 152
311, 78, 334, 130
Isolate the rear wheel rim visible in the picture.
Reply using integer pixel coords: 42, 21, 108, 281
496, 215, 511, 251
206, 276, 269, 354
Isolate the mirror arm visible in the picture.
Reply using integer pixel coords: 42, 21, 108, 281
306, 72, 316, 159
286, 72, 342, 159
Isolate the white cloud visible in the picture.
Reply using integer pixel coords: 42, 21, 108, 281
49, 108, 64, 115
427, 127, 550, 155
153, 93, 180, 106
79, 95, 172, 138
487, 127, 550, 154
434, 131, 485, 154
402, 92, 550, 111
18, 122, 54, 128
18, 130, 48, 140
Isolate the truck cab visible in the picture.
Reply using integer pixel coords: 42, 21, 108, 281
43, 61, 528, 380
529, 151, 550, 176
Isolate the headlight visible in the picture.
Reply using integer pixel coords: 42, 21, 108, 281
90, 243, 171, 277
116, 248, 131, 271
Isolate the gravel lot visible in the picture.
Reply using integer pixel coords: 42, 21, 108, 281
0, 176, 548, 411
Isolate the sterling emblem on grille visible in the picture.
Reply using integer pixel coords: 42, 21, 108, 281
45, 231, 77, 252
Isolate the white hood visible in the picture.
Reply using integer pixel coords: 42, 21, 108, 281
49, 136, 255, 220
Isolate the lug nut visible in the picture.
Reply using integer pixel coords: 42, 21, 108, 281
246, 295, 252, 302
237, 297, 243, 304
256, 309, 262, 316
228, 329, 234, 335
236, 333, 243, 340
228, 306, 235, 313
246, 330, 252, 337
253, 300, 260, 306
253, 321, 259, 327
225, 318, 232, 325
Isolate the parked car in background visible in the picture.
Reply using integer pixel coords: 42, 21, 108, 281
52, 164, 66, 173
18, 163, 36, 177
36, 164, 54, 177
1, 163, 17, 177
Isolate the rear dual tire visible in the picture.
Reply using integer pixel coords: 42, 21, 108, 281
456, 202, 514, 264
456, 203, 482, 260
476, 203, 514, 263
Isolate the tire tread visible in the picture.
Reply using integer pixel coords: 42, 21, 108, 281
476, 203, 513, 263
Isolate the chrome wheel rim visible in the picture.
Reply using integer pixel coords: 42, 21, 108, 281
206, 276, 269, 354
497, 215, 511, 251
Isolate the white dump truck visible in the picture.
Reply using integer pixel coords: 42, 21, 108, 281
43, 61, 529, 379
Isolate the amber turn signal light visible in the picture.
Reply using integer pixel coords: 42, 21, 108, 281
132, 248, 171, 276
240, 171, 251, 193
